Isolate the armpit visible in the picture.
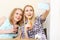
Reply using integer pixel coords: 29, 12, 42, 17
36, 16, 46, 24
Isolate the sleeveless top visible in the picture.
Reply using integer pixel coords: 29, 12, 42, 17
0, 18, 17, 38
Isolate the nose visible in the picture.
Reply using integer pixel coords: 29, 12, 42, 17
29, 11, 31, 13
28, 12, 31, 15
17, 14, 21, 18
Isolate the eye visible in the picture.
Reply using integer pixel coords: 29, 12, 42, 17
30, 9, 33, 11
25, 10, 28, 12
16, 13, 19, 15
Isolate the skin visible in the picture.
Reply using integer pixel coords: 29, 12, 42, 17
24, 7, 34, 19
0, 9, 23, 34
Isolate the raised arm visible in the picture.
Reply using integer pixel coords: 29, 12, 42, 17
40, 4, 50, 20
40, 9, 50, 20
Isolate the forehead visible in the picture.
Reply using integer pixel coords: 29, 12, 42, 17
15, 9, 23, 14
25, 6, 33, 10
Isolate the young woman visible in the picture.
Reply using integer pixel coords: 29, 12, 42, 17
0, 8, 23, 39
20, 5, 50, 40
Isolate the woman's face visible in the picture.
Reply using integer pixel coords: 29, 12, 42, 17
13, 9, 23, 22
24, 6, 34, 19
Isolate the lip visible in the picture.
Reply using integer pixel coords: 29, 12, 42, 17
28, 14, 31, 16
16, 17, 20, 20
17, 18, 20, 20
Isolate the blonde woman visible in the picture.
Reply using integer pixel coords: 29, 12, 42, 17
20, 5, 50, 40
0, 8, 23, 38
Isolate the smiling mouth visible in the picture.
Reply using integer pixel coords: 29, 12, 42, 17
28, 14, 31, 16
16, 17, 20, 20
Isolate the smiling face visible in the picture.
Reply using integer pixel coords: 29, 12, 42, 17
13, 9, 23, 22
10, 8, 23, 24
24, 5, 34, 19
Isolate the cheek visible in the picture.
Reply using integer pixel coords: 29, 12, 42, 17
25, 12, 28, 15
13, 15, 16, 18
19, 16, 22, 20
25, 11, 28, 13
32, 13, 34, 16
24, 13, 28, 17
31, 12, 34, 16
14, 14, 17, 17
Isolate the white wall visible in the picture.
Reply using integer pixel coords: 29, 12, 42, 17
0, 0, 38, 17
50, 0, 60, 40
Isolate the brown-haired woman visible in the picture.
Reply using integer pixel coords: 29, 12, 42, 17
0, 8, 23, 39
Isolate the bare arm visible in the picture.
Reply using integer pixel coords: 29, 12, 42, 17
40, 5, 50, 20
40, 10, 50, 20
0, 28, 18, 34
0, 30, 14, 34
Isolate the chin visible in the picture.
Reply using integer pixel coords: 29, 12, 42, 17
17, 19, 20, 22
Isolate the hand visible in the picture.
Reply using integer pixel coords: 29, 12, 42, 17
13, 25, 18, 29
24, 23, 32, 31
46, 3, 50, 12
9, 28, 18, 33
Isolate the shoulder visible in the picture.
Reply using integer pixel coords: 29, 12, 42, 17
35, 16, 41, 23
35, 16, 46, 24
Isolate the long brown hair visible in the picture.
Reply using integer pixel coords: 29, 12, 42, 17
9, 8, 24, 26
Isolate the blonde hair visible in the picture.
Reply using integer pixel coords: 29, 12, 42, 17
9, 8, 24, 26
23, 5, 36, 25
